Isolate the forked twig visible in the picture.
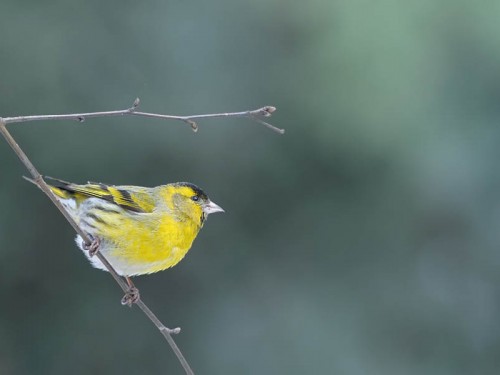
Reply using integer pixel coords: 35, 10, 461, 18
0, 98, 282, 375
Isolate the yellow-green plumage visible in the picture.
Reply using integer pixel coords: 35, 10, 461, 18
41, 177, 224, 276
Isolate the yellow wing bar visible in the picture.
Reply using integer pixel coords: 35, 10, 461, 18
44, 177, 154, 213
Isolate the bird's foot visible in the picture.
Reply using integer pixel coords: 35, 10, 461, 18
121, 287, 140, 306
121, 277, 140, 306
82, 235, 101, 257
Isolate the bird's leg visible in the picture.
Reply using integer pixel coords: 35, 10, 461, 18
82, 234, 101, 257
121, 277, 140, 306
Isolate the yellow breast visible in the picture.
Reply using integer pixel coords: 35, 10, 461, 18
104, 213, 201, 275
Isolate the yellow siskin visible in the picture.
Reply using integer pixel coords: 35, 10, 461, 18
32, 177, 224, 278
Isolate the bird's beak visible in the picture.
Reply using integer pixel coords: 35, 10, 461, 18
203, 200, 225, 214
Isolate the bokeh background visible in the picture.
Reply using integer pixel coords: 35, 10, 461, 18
2, 1, 500, 374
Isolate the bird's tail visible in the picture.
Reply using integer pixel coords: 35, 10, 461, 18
23, 175, 75, 199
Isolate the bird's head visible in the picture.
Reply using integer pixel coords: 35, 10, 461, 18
166, 182, 224, 226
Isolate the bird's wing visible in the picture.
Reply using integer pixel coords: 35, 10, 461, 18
45, 177, 155, 213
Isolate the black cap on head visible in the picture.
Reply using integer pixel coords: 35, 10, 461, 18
176, 182, 208, 201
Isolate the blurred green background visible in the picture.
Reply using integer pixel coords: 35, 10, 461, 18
2, 1, 500, 374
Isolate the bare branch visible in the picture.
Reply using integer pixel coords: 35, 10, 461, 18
2, 98, 283, 134
0, 120, 193, 372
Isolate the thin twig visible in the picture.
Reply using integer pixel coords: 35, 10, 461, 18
2, 98, 284, 134
0, 121, 194, 374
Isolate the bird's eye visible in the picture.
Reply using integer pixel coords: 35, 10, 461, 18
191, 195, 199, 202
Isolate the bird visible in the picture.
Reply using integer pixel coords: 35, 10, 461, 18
26, 176, 224, 304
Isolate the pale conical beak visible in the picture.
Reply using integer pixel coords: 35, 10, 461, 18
203, 200, 225, 214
